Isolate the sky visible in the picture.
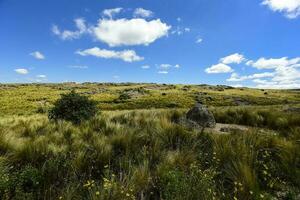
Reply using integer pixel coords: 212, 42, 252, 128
1, 0, 300, 89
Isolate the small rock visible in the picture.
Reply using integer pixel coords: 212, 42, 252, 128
186, 104, 216, 128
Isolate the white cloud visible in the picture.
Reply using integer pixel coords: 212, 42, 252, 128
227, 72, 274, 82
177, 17, 181, 22
30, 51, 45, 60
171, 26, 190, 35
205, 63, 233, 74
248, 72, 274, 79
156, 63, 180, 74
133, 8, 153, 18
247, 57, 300, 69
52, 25, 60, 35
76, 47, 144, 62
196, 38, 203, 44
69, 65, 88, 69
184, 28, 191, 32
254, 80, 300, 89
36, 74, 46, 78
203, 53, 300, 89
92, 18, 170, 47
52, 13, 170, 47
252, 79, 269, 84
15, 68, 29, 75
220, 53, 245, 64
52, 18, 87, 40
158, 64, 180, 69
230, 84, 243, 88
262, 0, 300, 19
158, 71, 168, 74
231, 56, 300, 89
141, 65, 150, 69
102, 8, 123, 18
160, 64, 172, 69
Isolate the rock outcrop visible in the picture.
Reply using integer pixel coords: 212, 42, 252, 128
186, 104, 216, 128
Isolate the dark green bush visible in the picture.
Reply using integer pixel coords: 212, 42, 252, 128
48, 90, 98, 124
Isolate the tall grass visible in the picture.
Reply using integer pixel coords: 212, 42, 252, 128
212, 106, 300, 132
0, 109, 299, 199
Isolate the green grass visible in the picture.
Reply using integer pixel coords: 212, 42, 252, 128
1, 83, 299, 116
0, 108, 299, 199
0, 83, 299, 199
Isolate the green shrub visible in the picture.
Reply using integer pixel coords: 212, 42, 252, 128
17, 166, 43, 193
159, 163, 217, 200
48, 90, 98, 124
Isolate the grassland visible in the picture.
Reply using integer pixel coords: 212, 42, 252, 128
0, 83, 299, 116
0, 83, 300, 199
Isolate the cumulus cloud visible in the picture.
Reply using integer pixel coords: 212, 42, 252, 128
246, 57, 300, 69
102, 8, 123, 18
231, 56, 300, 89
36, 75, 46, 78
52, 18, 87, 40
206, 53, 300, 89
133, 8, 153, 18
220, 53, 245, 64
226, 73, 246, 82
15, 68, 29, 75
196, 38, 203, 44
205, 63, 233, 74
171, 26, 191, 35
158, 71, 168, 74
160, 64, 172, 69
30, 51, 45, 60
35, 75, 47, 82
92, 18, 170, 47
69, 65, 88, 69
226, 72, 274, 82
158, 64, 180, 69
262, 0, 300, 19
76, 47, 144, 62
230, 84, 243, 88
52, 9, 170, 46
141, 65, 150, 69
155, 63, 180, 73
254, 80, 300, 89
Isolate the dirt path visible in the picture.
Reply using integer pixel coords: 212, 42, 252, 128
207, 123, 249, 134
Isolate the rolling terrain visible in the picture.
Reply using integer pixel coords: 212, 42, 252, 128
0, 83, 299, 200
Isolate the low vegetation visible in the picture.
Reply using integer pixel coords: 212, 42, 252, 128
0, 109, 299, 199
0, 83, 299, 116
0, 84, 299, 199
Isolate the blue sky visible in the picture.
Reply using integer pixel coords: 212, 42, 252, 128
1, 0, 300, 88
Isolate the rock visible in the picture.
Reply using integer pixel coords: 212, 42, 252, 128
186, 104, 216, 128
284, 107, 300, 113
233, 97, 250, 106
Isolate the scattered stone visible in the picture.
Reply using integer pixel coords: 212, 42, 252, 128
186, 104, 216, 128
206, 96, 213, 101
233, 97, 250, 106
284, 107, 300, 113
81, 91, 96, 95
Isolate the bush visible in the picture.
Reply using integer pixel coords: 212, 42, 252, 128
48, 90, 97, 124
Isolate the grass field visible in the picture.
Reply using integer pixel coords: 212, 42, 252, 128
0, 83, 300, 199
1, 83, 299, 116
